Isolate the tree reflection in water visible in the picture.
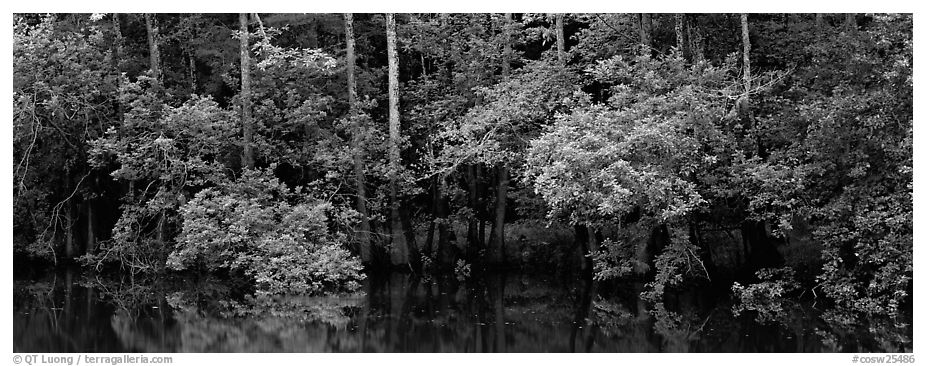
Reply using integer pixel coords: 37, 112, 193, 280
13, 270, 912, 352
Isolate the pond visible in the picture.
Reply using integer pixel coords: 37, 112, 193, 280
13, 269, 912, 353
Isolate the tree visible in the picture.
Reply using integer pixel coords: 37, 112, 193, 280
639, 13, 652, 53
555, 13, 566, 66
239, 13, 255, 169
386, 13, 414, 267
487, 13, 515, 265
344, 13, 371, 264
674, 14, 685, 55
144, 14, 161, 81
740, 13, 755, 153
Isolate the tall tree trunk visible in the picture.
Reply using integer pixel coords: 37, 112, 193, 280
740, 14, 756, 153
345, 13, 372, 264
110, 13, 126, 137
638, 13, 652, 53
674, 14, 686, 57
436, 177, 454, 266
815, 13, 825, 34
466, 165, 480, 255
487, 13, 514, 265
488, 166, 508, 264
144, 14, 160, 81
687, 17, 704, 63
844, 13, 857, 33
64, 169, 75, 258
386, 13, 410, 267
741, 13, 751, 103
574, 224, 590, 272
188, 52, 196, 92
239, 13, 255, 169
86, 201, 95, 254
555, 13, 565, 66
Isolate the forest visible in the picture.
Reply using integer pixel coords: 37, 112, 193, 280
12, 13, 912, 352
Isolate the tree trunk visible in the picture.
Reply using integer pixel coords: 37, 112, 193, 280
674, 14, 686, 57
112, 14, 124, 64
816, 13, 825, 34
345, 13, 372, 264
188, 52, 196, 92
64, 170, 75, 258
639, 13, 652, 53
466, 165, 480, 255
555, 13, 565, 66
144, 14, 160, 81
386, 13, 410, 267
740, 14, 756, 152
436, 177, 454, 266
687, 17, 704, 63
86, 202, 95, 254
488, 165, 508, 265
239, 13, 255, 169
845, 13, 857, 33
741, 14, 751, 97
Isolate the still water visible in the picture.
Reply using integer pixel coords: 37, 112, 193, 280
13, 269, 912, 353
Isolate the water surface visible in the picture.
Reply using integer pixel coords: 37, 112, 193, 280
13, 269, 911, 352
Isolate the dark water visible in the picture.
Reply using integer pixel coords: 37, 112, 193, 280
13, 269, 912, 353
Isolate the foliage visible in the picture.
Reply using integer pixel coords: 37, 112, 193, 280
85, 86, 237, 273
730, 267, 800, 323
525, 52, 736, 227
11, 13, 913, 321
13, 14, 119, 257
167, 169, 365, 296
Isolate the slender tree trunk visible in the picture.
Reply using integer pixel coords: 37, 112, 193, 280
345, 13, 372, 264
555, 13, 565, 66
239, 13, 255, 169
466, 165, 480, 255
112, 14, 124, 64
639, 13, 652, 53
844, 13, 857, 33
815, 13, 825, 34
188, 52, 196, 93
144, 14, 160, 81
110, 13, 125, 128
740, 14, 756, 153
436, 177, 453, 266
488, 166, 508, 264
574, 224, 589, 272
674, 14, 686, 57
487, 14, 515, 265
687, 17, 704, 63
741, 14, 751, 103
64, 169, 75, 258
86, 202, 95, 254
386, 13, 410, 267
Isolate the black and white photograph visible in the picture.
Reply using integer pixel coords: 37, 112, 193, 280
8, 7, 916, 361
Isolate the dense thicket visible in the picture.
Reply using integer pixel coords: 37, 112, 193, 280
13, 14, 911, 318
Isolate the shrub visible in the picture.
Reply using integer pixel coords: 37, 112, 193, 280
167, 169, 364, 296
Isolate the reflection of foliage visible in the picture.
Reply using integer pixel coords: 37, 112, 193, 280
223, 293, 363, 329
814, 309, 912, 353
590, 298, 632, 337
167, 168, 365, 296
164, 290, 362, 352
731, 267, 799, 323
649, 302, 708, 353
